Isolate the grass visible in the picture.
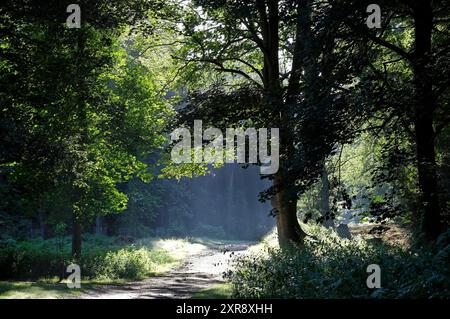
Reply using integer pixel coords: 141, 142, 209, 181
0, 236, 208, 299
0, 280, 81, 299
138, 237, 206, 272
193, 283, 233, 299
0, 278, 135, 299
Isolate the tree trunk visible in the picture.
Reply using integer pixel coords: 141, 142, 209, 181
415, 114, 443, 239
72, 214, 82, 258
319, 165, 334, 228
71, 28, 87, 257
412, 1, 445, 240
95, 216, 103, 235
257, 0, 308, 246
38, 207, 50, 240
272, 174, 305, 247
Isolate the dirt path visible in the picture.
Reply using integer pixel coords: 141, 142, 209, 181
78, 243, 251, 299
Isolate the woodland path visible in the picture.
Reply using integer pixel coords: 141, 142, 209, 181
78, 242, 251, 299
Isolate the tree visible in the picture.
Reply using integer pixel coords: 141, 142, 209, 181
174, 0, 372, 246
0, 0, 173, 256
339, 0, 449, 239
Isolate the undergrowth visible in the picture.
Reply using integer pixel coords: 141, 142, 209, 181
225, 227, 450, 298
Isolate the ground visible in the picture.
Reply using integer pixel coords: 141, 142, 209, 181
0, 281, 82, 299
349, 223, 412, 248
78, 242, 250, 299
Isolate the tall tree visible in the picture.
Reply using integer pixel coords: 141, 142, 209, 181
340, 0, 449, 239
0, 0, 173, 256
175, 0, 371, 246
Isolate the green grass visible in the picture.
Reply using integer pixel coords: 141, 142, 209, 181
0, 281, 82, 299
193, 283, 233, 299
0, 236, 208, 299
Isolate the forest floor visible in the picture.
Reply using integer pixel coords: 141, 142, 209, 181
76, 241, 251, 299
349, 223, 412, 248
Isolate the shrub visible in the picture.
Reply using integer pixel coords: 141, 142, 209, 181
225, 227, 450, 298
0, 235, 174, 281
0, 238, 69, 279
81, 247, 166, 279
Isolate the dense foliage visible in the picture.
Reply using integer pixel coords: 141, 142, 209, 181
226, 228, 450, 298
0, 235, 175, 280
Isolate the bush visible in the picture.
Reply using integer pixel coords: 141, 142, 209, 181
80, 247, 172, 279
0, 235, 174, 281
0, 238, 69, 279
225, 228, 450, 298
